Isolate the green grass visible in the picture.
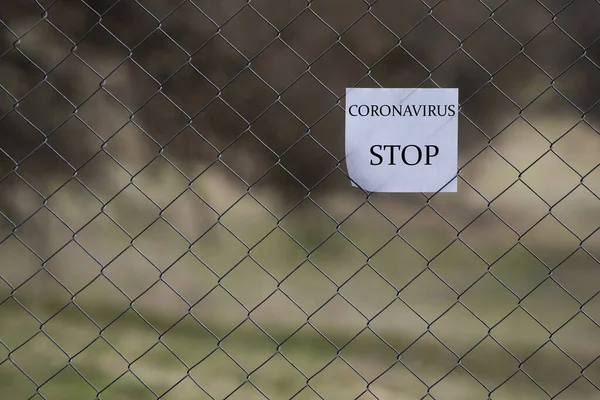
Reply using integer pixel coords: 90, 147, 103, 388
1, 183, 600, 399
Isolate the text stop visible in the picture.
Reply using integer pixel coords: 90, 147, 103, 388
370, 144, 439, 166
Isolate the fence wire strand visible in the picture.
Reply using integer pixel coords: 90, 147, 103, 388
0, 0, 600, 399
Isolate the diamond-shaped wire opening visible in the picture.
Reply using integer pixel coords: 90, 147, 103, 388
220, 319, 279, 372
519, 214, 581, 265
162, 251, 219, 305
460, 272, 519, 327
401, 15, 460, 72
461, 83, 522, 140
308, 104, 346, 161
188, 347, 247, 399
0, 297, 40, 350
102, 184, 158, 237
43, 0, 98, 44
583, 165, 600, 204
310, 43, 368, 97
250, 0, 307, 30
220, 69, 276, 121
368, 298, 428, 352
249, 100, 308, 159
13, 269, 72, 322
190, 284, 248, 339
552, 185, 600, 238
522, 342, 583, 397
129, 342, 188, 396
42, 302, 99, 357
396, 206, 458, 261
552, 249, 600, 303
160, 314, 216, 365
369, 45, 430, 88
218, 132, 278, 185
102, 247, 160, 300
279, 260, 337, 315
554, 377, 600, 400
247, 227, 307, 280
555, 57, 600, 112
432, 49, 491, 100
490, 370, 551, 399
399, 268, 458, 324
553, 121, 600, 175
0, 234, 42, 288
369, 360, 429, 398
161, 3, 216, 53
279, 8, 338, 64
72, 276, 131, 327
74, 212, 131, 265
45, 53, 104, 107
131, 217, 188, 269
98, 371, 156, 400
133, 280, 190, 333
521, 278, 581, 332
309, 295, 367, 348
160, 126, 219, 179
368, 235, 428, 292
279, 73, 338, 127
190, 223, 247, 277
15, 16, 74, 71
10, 332, 69, 384
459, 209, 520, 263
428, 366, 490, 399
340, 12, 398, 68
399, 331, 459, 387
555, 0, 600, 47
250, 289, 307, 342
339, 265, 397, 319
490, 307, 549, 361
133, 156, 190, 208
250, 352, 307, 399
100, 0, 159, 49
100, 59, 159, 113
276, 198, 337, 251
220, 257, 278, 310
429, 303, 489, 356
338, 328, 398, 382
0, 46, 46, 100
339, 203, 398, 256
491, 244, 550, 299
429, 240, 488, 294
277, 135, 338, 192
71, 23, 131, 78
219, 5, 278, 60
131, 93, 190, 146
160, 376, 212, 400
524, 22, 583, 79
586, 357, 600, 389
494, 0, 553, 43
219, 195, 278, 245
461, 336, 520, 391
307, 356, 367, 399
101, 307, 160, 362
277, 323, 337, 377
38, 363, 98, 399
431, 0, 491, 40
552, 312, 600, 367
0, 359, 39, 399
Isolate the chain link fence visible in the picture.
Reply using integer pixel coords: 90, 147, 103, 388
1, 0, 600, 399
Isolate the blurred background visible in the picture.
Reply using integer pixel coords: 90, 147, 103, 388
1, 0, 600, 399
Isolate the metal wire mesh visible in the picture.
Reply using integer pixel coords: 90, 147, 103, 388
1, 0, 600, 399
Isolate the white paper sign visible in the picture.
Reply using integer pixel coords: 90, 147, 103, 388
345, 88, 459, 193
